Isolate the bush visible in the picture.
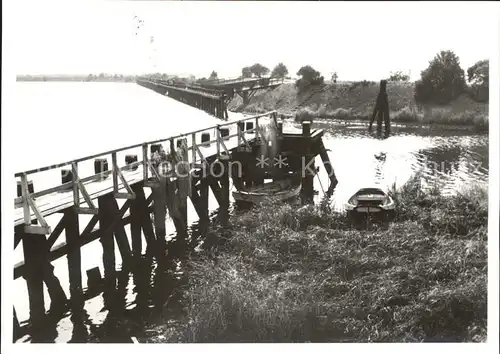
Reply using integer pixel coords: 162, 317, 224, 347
414, 50, 466, 105
295, 65, 324, 92
389, 71, 410, 82
466, 60, 489, 103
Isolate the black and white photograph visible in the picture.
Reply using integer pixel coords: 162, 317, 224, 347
1, 0, 499, 350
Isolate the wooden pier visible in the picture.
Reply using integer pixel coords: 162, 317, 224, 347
12, 110, 337, 341
136, 77, 230, 119
135, 76, 284, 119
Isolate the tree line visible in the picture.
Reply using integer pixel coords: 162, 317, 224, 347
18, 51, 489, 105
216, 51, 488, 105
16, 73, 138, 82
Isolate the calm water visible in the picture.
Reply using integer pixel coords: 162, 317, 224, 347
10, 83, 488, 343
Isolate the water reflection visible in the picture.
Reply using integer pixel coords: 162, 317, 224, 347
314, 121, 488, 210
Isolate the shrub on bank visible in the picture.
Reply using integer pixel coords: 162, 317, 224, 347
295, 105, 354, 122
164, 176, 488, 343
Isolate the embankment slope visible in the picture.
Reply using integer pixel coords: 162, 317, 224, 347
228, 82, 488, 129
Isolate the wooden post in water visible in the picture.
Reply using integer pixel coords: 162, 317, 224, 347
64, 207, 84, 314
112, 199, 133, 267
219, 156, 230, 224
301, 121, 314, 204
151, 139, 168, 257
97, 194, 117, 311
199, 173, 210, 235
22, 231, 46, 331
130, 183, 144, 262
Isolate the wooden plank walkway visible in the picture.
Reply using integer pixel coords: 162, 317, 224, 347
13, 112, 276, 229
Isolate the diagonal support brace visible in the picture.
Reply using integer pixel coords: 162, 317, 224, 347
20, 174, 51, 234
112, 152, 136, 199
72, 162, 99, 214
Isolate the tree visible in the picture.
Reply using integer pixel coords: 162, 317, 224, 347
271, 62, 288, 81
388, 71, 410, 82
467, 60, 489, 87
295, 65, 324, 91
209, 71, 218, 80
331, 72, 338, 83
414, 50, 466, 105
242, 66, 252, 78
467, 59, 489, 102
250, 63, 270, 78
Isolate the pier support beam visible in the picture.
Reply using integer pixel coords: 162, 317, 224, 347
22, 233, 47, 331
97, 194, 117, 311
65, 207, 84, 313
130, 183, 144, 262
218, 157, 230, 224
301, 121, 315, 204
199, 176, 210, 235
151, 181, 167, 257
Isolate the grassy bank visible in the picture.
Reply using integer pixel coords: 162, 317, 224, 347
228, 82, 489, 131
153, 176, 488, 343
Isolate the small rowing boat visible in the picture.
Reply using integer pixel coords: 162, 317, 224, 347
345, 187, 395, 220
232, 177, 302, 205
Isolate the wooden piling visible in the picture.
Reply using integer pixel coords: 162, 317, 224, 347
130, 183, 144, 261
64, 207, 84, 312
97, 194, 117, 310
301, 121, 314, 203
219, 157, 230, 223
112, 201, 133, 266
151, 179, 167, 256
22, 232, 47, 330
199, 176, 210, 234
176, 139, 190, 239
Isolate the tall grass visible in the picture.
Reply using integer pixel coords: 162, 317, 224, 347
391, 106, 489, 131
160, 176, 488, 343
294, 103, 488, 131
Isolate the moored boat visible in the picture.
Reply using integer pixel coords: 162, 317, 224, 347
232, 176, 302, 205
345, 187, 395, 220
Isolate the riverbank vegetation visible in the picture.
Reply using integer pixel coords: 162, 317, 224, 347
152, 176, 488, 343
228, 51, 489, 131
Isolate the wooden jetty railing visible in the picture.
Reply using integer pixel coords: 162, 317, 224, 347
14, 111, 276, 231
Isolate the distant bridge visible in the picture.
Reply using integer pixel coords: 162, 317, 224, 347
136, 76, 284, 120
199, 76, 283, 105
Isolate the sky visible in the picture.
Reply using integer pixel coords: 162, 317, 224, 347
6, 1, 500, 82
